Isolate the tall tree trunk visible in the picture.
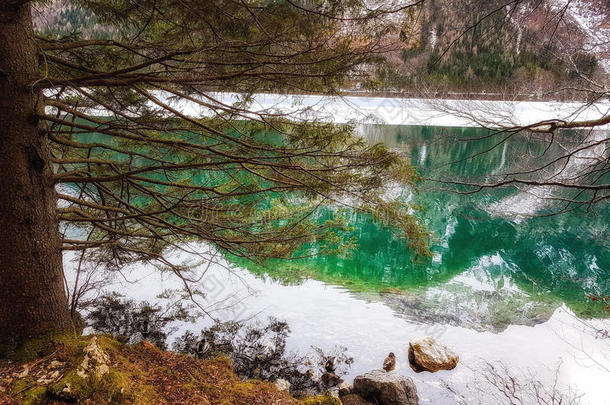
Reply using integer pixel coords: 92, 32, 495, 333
0, 1, 72, 353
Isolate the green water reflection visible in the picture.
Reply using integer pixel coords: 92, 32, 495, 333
236, 124, 610, 323
63, 120, 609, 325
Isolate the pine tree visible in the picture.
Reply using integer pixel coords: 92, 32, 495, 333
0, 0, 428, 351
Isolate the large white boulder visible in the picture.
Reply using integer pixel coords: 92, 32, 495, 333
353, 369, 418, 405
408, 336, 459, 373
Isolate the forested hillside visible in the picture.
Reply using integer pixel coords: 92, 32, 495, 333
31, 0, 610, 96
379, 0, 609, 96
32, 0, 112, 38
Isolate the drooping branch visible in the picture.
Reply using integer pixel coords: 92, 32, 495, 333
28, 0, 434, 301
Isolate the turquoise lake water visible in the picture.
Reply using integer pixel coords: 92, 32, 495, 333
234, 124, 610, 331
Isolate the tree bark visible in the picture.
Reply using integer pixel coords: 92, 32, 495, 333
0, 2, 72, 352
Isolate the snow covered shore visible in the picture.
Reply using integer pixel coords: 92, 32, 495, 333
168, 92, 610, 129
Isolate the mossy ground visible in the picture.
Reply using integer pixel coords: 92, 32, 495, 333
0, 334, 341, 405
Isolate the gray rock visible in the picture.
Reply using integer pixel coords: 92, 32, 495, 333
77, 337, 110, 379
338, 381, 352, 397
408, 336, 459, 373
340, 393, 374, 405
274, 378, 291, 392
321, 372, 343, 387
353, 369, 418, 405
